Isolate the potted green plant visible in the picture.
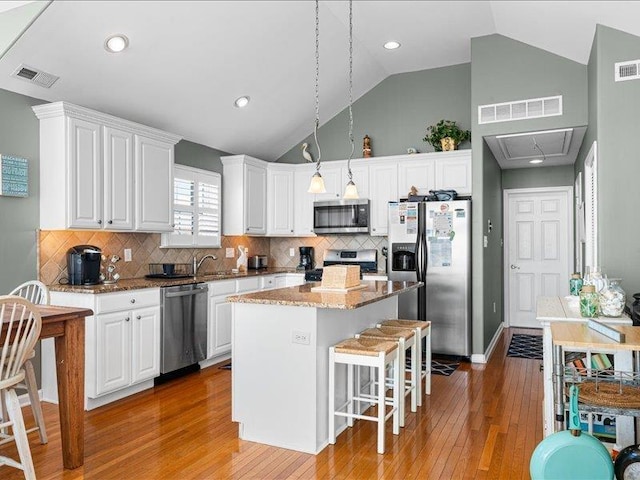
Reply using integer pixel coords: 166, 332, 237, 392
423, 120, 471, 152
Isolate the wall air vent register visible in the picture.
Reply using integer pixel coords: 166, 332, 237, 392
478, 95, 562, 125
11, 64, 59, 88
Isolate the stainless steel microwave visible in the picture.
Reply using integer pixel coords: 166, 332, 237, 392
313, 199, 370, 234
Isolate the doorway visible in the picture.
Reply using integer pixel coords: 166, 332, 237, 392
503, 187, 573, 328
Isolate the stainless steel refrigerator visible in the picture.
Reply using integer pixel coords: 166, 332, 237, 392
387, 200, 471, 357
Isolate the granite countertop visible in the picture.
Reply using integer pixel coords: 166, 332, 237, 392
227, 280, 420, 310
48, 268, 301, 294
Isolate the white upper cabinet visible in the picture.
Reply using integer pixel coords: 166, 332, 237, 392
434, 150, 472, 195
293, 164, 316, 236
33, 102, 181, 232
398, 155, 436, 198
369, 160, 399, 236
103, 126, 134, 230
221, 155, 267, 235
267, 164, 294, 236
135, 135, 174, 231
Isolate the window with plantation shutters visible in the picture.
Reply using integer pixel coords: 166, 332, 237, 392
161, 165, 221, 248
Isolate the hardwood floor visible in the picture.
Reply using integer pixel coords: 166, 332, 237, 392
1, 327, 543, 479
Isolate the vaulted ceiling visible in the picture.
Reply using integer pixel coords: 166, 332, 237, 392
1, 1, 639, 161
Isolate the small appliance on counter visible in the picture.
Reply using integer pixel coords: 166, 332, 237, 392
67, 245, 102, 285
304, 249, 378, 282
146, 263, 193, 279
248, 255, 268, 269
298, 246, 314, 271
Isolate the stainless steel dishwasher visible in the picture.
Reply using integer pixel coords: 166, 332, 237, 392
160, 283, 208, 375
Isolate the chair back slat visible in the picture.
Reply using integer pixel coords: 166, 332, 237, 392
0, 295, 42, 388
10, 280, 50, 305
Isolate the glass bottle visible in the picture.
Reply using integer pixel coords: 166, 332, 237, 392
579, 285, 599, 317
584, 266, 606, 293
569, 273, 583, 296
599, 278, 626, 317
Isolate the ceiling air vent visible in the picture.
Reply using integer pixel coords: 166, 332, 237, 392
615, 59, 640, 82
478, 95, 562, 125
11, 64, 59, 88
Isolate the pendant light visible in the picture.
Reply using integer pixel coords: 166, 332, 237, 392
308, 0, 326, 194
343, 0, 359, 199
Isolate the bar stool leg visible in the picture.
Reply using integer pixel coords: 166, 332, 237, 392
347, 363, 354, 427
376, 354, 386, 454
328, 347, 336, 444
415, 329, 423, 406
410, 339, 418, 413
425, 326, 432, 395
392, 351, 400, 436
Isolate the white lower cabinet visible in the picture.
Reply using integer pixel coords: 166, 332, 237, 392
95, 305, 160, 396
207, 280, 236, 359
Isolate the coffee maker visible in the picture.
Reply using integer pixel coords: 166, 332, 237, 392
298, 247, 314, 271
67, 245, 102, 285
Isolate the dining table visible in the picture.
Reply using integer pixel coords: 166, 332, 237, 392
36, 304, 92, 470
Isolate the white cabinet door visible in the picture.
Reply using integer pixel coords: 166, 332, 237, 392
275, 275, 288, 288
244, 163, 267, 234
135, 135, 174, 232
435, 151, 472, 194
68, 117, 102, 229
314, 164, 342, 200
369, 162, 398, 236
285, 274, 305, 286
95, 311, 131, 396
208, 296, 233, 358
267, 167, 294, 235
294, 164, 316, 236
261, 275, 276, 290
103, 126, 134, 230
131, 306, 160, 384
398, 157, 436, 198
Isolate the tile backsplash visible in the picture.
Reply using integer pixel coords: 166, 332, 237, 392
37, 230, 388, 286
38, 230, 270, 286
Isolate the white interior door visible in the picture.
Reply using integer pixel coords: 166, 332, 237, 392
504, 187, 573, 328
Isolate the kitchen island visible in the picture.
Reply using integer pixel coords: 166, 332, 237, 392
227, 280, 420, 454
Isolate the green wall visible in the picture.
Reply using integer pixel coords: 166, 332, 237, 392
471, 34, 588, 353
174, 140, 230, 174
277, 63, 472, 163
502, 165, 574, 190
578, 25, 640, 296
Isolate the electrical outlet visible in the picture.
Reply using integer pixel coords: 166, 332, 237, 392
493, 302, 496, 313
124, 248, 132, 262
292, 331, 310, 345
289, 248, 295, 257
226, 248, 234, 258
483, 235, 488, 248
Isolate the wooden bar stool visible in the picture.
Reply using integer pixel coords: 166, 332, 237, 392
356, 326, 417, 426
379, 319, 432, 404
328, 337, 401, 454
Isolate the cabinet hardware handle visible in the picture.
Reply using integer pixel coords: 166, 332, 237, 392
108, 220, 113, 224
97, 220, 102, 225
510, 264, 520, 270
125, 317, 130, 322
130, 299, 136, 303
137, 315, 141, 320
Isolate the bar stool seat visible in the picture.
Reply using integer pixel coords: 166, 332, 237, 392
357, 327, 417, 426
379, 319, 432, 404
328, 337, 401, 454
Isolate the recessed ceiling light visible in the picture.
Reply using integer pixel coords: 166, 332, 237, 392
383, 41, 401, 50
105, 34, 129, 53
529, 159, 544, 164
234, 96, 250, 108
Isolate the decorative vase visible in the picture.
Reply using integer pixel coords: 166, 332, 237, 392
440, 137, 458, 151
599, 278, 626, 317
579, 284, 599, 317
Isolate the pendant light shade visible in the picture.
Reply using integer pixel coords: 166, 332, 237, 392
343, 180, 359, 199
308, 171, 326, 194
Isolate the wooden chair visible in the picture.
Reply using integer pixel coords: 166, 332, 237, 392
8, 281, 49, 444
0, 295, 41, 480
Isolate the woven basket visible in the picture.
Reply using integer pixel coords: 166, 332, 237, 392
577, 381, 640, 409
321, 265, 360, 289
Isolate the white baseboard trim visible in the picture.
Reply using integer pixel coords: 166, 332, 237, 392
471, 322, 504, 364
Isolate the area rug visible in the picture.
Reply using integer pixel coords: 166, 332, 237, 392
219, 362, 232, 370
430, 359, 460, 376
507, 333, 543, 359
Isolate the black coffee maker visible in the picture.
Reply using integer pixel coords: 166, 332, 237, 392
299, 247, 314, 270
67, 245, 102, 285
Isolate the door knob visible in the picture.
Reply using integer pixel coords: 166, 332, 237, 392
510, 264, 520, 270
137, 315, 141, 320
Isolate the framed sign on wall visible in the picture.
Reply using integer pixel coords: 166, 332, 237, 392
0, 154, 28, 197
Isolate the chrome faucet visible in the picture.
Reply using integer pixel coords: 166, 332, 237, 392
193, 254, 218, 275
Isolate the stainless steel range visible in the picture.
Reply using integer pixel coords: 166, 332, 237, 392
304, 249, 378, 282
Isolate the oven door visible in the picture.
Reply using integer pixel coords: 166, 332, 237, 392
313, 199, 369, 234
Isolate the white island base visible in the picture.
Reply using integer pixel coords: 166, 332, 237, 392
231, 296, 398, 454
